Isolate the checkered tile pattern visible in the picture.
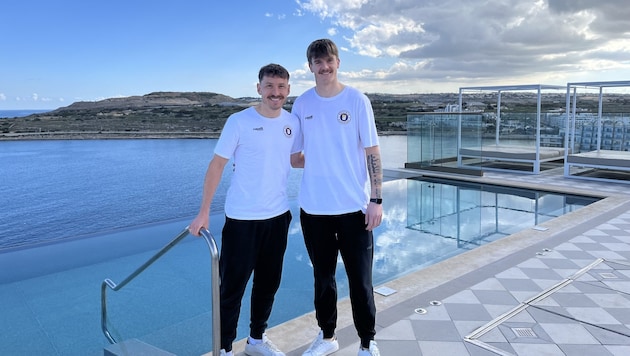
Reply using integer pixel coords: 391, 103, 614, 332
301, 168, 630, 356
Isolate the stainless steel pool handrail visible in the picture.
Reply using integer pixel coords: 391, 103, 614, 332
100, 227, 221, 356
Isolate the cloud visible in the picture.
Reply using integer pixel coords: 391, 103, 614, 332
297, 0, 630, 91
0, 93, 6, 101
32, 93, 39, 101
265, 12, 287, 20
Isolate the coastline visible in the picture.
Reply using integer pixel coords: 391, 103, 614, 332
0, 130, 408, 141
0, 131, 222, 141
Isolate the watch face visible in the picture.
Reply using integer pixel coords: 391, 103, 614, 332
370, 198, 382, 204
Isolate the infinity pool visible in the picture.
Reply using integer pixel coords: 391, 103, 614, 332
0, 177, 598, 356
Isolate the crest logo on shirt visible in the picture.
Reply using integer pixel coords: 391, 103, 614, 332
338, 111, 351, 124
284, 125, 293, 138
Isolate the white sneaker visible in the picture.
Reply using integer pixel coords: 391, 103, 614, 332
302, 331, 339, 356
357, 340, 380, 356
244, 333, 285, 356
219, 349, 232, 356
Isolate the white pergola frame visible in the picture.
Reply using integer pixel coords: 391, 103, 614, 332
564, 80, 630, 182
457, 84, 566, 174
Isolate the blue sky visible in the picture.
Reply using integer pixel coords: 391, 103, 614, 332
2, 0, 630, 110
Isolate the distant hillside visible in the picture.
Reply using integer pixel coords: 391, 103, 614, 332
53, 92, 246, 112
0, 92, 255, 139
3, 90, 623, 140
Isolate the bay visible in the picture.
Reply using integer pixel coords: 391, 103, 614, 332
0, 136, 408, 249
1, 139, 220, 248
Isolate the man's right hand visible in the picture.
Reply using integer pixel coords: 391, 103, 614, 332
188, 214, 209, 236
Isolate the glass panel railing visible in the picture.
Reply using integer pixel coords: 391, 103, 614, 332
405, 112, 482, 174
570, 113, 630, 153
406, 111, 569, 174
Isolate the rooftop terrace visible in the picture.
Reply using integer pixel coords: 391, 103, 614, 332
244, 165, 630, 356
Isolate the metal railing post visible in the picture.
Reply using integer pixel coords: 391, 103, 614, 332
100, 227, 221, 356
200, 228, 221, 356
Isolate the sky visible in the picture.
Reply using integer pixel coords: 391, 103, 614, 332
1, 0, 630, 110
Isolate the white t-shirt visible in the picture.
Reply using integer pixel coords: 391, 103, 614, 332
215, 106, 300, 220
292, 86, 379, 215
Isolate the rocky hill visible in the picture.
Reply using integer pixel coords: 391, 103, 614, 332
0, 92, 255, 140
55, 92, 242, 111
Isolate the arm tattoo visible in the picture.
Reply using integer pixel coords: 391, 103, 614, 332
367, 153, 383, 198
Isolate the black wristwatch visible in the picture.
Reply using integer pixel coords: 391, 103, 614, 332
370, 198, 383, 204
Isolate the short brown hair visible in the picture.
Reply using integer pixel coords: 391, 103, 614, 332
258, 63, 290, 82
306, 39, 339, 64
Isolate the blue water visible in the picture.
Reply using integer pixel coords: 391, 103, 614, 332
0, 137, 408, 250
0, 137, 598, 355
0, 109, 51, 118
1, 139, 303, 249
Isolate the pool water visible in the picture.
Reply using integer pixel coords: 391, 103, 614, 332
0, 177, 598, 356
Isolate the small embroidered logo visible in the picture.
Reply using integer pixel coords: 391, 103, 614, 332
338, 111, 351, 124
253, 127, 264, 131
284, 125, 293, 138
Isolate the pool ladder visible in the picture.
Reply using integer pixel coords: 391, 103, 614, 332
100, 227, 221, 356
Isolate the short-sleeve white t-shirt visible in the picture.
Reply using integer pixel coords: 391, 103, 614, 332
291, 86, 379, 215
216, 106, 300, 220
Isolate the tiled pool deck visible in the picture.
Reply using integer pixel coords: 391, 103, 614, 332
226, 167, 630, 356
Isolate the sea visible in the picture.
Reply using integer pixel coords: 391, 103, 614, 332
0, 135, 408, 250
0, 109, 51, 118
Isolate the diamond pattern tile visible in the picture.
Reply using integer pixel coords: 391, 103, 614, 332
323, 168, 630, 356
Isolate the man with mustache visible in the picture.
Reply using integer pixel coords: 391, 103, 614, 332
291, 39, 383, 356
190, 63, 299, 356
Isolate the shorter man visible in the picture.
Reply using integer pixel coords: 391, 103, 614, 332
189, 63, 299, 356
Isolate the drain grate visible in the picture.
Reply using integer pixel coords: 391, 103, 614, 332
414, 308, 427, 315
512, 327, 537, 338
